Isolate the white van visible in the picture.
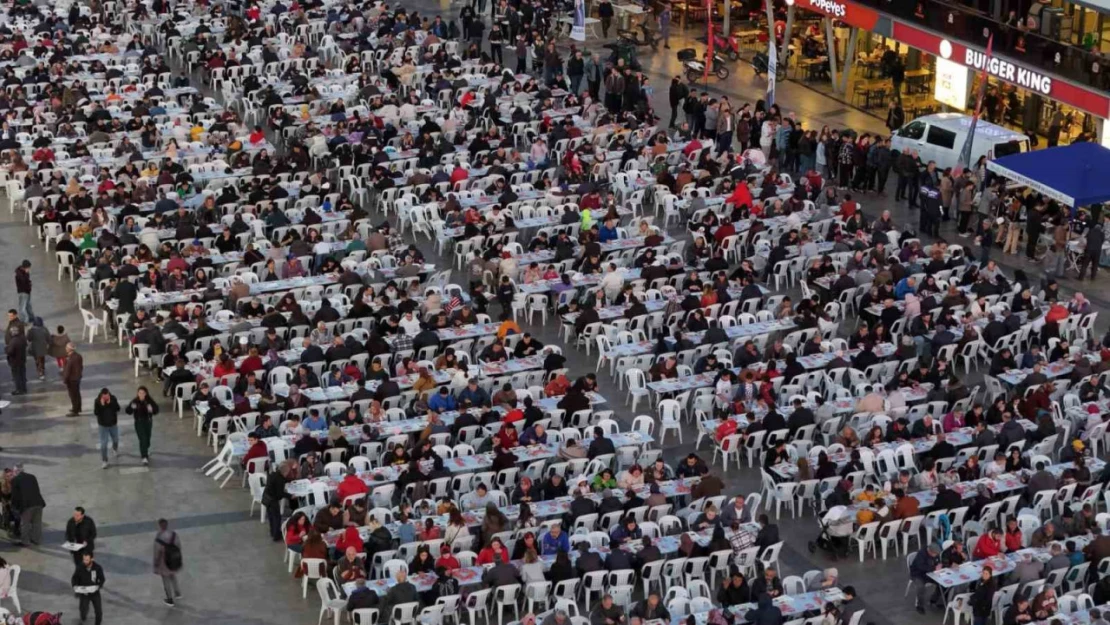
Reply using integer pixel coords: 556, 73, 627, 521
890, 113, 1031, 171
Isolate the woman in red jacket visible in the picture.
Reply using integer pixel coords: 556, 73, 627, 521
435, 544, 461, 571
476, 537, 510, 565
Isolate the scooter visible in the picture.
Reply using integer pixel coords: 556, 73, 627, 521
678, 48, 729, 83
751, 50, 788, 80
695, 25, 741, 61
617, 23, 663, 50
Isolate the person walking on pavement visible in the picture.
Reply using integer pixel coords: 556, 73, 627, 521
11, 463, 45, 546
93, 389, 121, 468
153, 518, 183, 606
668, 77, 688, 129
1078, 215, 1107, 280
5, 325, 28, 396
71, 551, 105, 625
14, 260, 32, 323
126, 386, 159, 465
65, 507, 98, 566
886, 100, 905, 134
63, 342, 84, 416
597, 0, 614, 38
27, 317, 48, 381
658, 3, 672, 49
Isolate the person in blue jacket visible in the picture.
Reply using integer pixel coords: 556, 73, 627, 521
598, 218, 619, 243
456, 379, 490, 407
428, 386, 457, 413
540, 523, 571, 555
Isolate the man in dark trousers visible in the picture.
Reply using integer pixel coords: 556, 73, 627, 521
668, 76, 688, 129
63, 342, 84, 416
5, 324, 27, 395
14, 259, 32, 323
11, 463, 45, 545
1078, 216, 1106, 281
71, 551, 106, 625
65, 506, 98, 566
263, 462, 293, 541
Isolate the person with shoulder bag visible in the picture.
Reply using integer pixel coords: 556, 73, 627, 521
153, 518, 183, 606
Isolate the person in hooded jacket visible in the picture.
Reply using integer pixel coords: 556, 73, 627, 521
93, 388, 121, 468
744, 593, 784, 625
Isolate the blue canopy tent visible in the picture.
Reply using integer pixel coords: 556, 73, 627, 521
985, 142, 1110, 208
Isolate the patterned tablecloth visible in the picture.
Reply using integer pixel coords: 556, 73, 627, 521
283, 431, 651, 496
670, 589, 847, 625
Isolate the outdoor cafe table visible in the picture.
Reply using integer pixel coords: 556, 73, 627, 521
671, 589, 847, 625
671, 318, 797, 345
909, 460, 1105, 509
928, 542, 1096, 591
284, 432, 649, 496
761, 421, 1041, 481
518, 268, 643, 296
998, 357, 1095, 386
371, 477, 699, 539
792, 343, 896, 370
436, 323, 501, 342
343, 516, 741, 598
478, 354, 547, 376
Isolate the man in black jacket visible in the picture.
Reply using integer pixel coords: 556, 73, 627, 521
66, 506, 98, 565
71, 551, 106, 625
346, 579, 379, 611
5, 326, 27, 395
586, 426, 615, 459
262, 463, 291, 541
381, 570, 419, 619
668, 76, 688, 129
11, 464, 45, 545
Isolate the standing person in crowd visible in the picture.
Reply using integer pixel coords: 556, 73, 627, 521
597, 0, 614, 38
1078, 214, 1106, 280
5, 322, 27, 396
71, 551, 106, 625
669, 76, 689, 128
63, 342, 84, 416
584, 50, 602, 101
126, 386, 160, 465
153, 518, 183, 606
567, 49, 585, 95
27, 317, 48, 382
14, 259, 32, 323
94, 388, 121, 469
11, 463, 45, 546
263, 461, 294, 541
65, 507, 98, 566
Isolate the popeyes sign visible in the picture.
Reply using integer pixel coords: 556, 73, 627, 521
798, 0, 879, 29
893, 21, 1110, 118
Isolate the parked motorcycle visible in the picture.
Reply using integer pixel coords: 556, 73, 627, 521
617, 23, 663, 50
751, 50, 788, 80
678, 48, 729, 83
695, 25, 741, 61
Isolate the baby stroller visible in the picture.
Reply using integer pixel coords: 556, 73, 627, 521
808, 505, 855, 560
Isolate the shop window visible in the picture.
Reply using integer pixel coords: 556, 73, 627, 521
926, 126, 957, 149
899, 121, 926, 140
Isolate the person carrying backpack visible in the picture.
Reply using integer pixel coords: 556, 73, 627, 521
153, 518, 183, 606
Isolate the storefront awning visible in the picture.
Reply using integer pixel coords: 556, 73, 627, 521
986, 143, 1110, 207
